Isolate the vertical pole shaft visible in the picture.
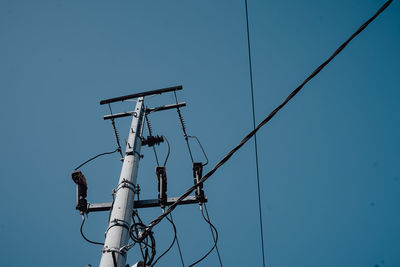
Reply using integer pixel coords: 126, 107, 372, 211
99, 98, 145, 267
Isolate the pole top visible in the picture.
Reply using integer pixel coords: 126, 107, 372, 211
100, 85, 183, 105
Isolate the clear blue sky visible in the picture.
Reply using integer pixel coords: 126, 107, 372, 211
0, 1, 399, 266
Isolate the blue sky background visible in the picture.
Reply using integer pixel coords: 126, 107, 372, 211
1, 0, 399, 266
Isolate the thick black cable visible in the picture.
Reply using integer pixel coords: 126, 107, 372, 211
74, 148, 120, 170
111, 252, 118, 267
146, 233, 157, 266
244, 0, 266, 266
151, 211, 178, 266
142, 0, 393, 238
204, 203, 223, 266
188, 206, 219, 267
170, 213, 185, 267
80, 215, 104, 246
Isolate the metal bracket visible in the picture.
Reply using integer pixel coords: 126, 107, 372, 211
87, 195, 207, 213
100, 85, 182, 105
103, 102, 186, 120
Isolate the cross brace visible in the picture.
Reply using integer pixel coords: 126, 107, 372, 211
87, 195, 206, 213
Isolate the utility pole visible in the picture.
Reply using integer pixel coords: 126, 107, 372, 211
72, 85, 206, 267
99, 97, 145, 267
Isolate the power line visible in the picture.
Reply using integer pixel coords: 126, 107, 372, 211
204, 203, 223, 266
244, 0, 266, 266
169, 213, 185, 267
142, 0, 393, 236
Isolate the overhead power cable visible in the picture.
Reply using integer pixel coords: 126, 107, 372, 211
244, 0, 266, 266
143, 0, 393, 238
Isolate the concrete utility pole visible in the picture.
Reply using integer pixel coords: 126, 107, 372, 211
71, 85, 196, 266
99, 97, 145, 267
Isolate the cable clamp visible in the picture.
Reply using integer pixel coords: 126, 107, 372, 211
119, 243, 136, 253
114, 179, 137, 194
102, 247, 127, 256
126, 151, 144, 158
105, 218, 131, 236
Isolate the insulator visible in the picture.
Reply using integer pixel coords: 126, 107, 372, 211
145, 113, 155, 138
177, 109, 188, 136
71, 171, 88, 213
156, 166, 167, 207
193, 162, 205, 202
142, 135, 164, 147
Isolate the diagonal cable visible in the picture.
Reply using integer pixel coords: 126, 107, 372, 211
143, 0, 393, 236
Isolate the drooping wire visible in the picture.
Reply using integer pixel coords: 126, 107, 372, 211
162, 135, 171, 167
74, 148, 120, 170
150, 209, 178, 266
244, 0, 266, 266
141, 0, 393, 235
187, 135, 209, 166
187, 205, 219, 267
80, 215, 105, 246
170, 213, 185, 267
204, 203, 223, 266
108, 104, 124, 158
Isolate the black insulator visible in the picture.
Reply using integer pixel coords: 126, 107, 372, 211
193, 162, 205, 202
142, 135, 164, 147
71, 171, 88, 213
156, 166, 167, 207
